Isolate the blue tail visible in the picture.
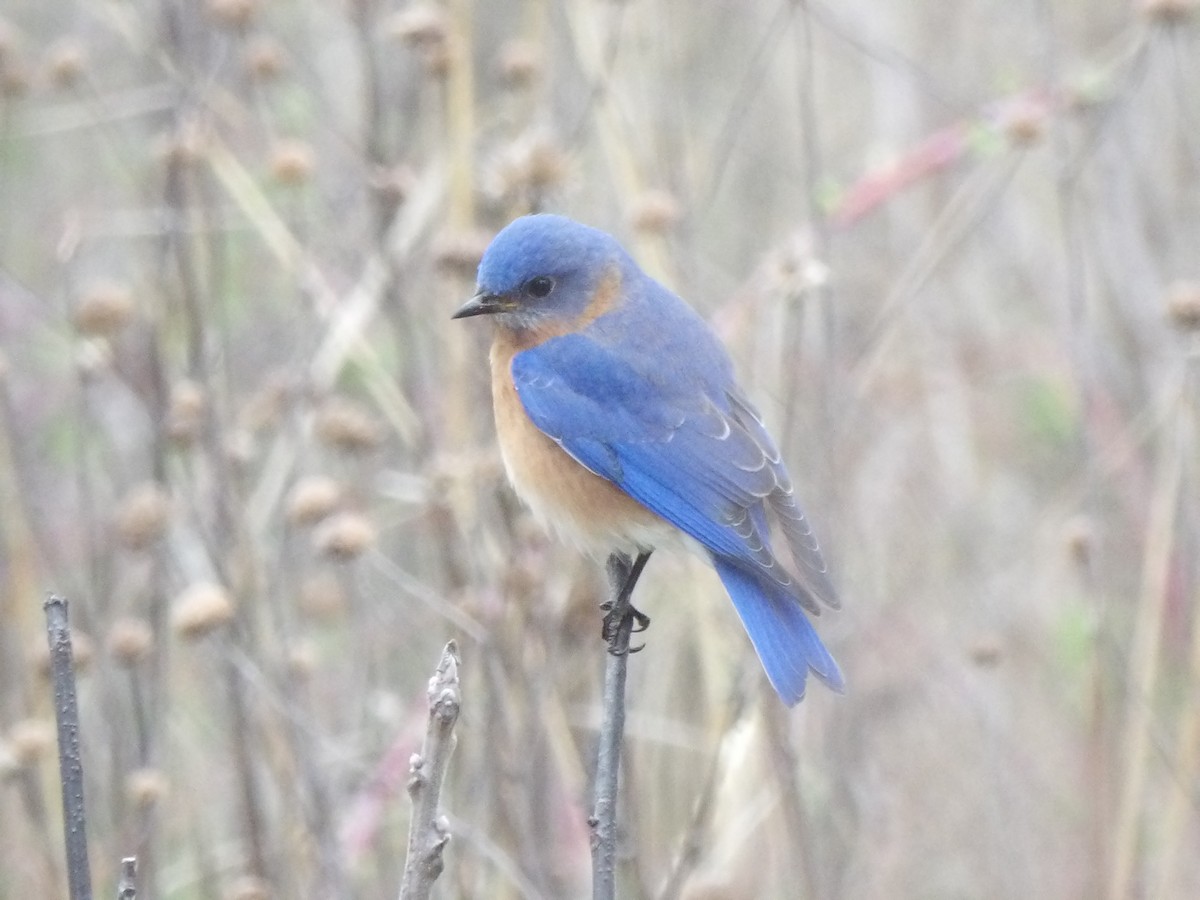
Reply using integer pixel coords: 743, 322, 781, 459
712, 556, 845, 705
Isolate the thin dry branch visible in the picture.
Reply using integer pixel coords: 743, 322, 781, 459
117, 856, 137, 899
399, 640, 462, 900
590, 551, 651, 900
44, 594, 94, 900
1109, 385, 1186, 900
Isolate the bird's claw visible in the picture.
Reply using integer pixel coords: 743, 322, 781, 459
610, 641, 645, 656
600, 600, 651, 654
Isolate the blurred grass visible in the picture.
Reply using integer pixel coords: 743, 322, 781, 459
0, 0, 1199, 898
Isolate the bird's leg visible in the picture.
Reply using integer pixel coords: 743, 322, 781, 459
601, 551, 652, 655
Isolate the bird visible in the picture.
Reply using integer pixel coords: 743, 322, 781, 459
452, 214, 843, 705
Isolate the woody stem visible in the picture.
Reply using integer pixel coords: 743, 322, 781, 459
590, 550, 651, 900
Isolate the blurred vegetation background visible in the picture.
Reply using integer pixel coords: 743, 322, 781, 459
1, 0, 1199, 898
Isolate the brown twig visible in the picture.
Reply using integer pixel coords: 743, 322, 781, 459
44, 594, 94, 900
399, 640, 462, 900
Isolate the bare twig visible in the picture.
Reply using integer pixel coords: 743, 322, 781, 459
44, 594, 94, 900
222, 634, 270, 882
590, 551, 651, 900
399, 641, 462, 900
117, 857, 137, 899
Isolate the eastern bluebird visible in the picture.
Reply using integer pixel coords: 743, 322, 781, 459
452, 214, 843, 705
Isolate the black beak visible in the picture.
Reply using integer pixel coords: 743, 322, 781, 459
451, 291, 505, 319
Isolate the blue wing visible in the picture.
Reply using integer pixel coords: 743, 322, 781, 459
512, 332, 843, 702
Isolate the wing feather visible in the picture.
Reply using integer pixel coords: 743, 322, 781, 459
512, 334, 836, 611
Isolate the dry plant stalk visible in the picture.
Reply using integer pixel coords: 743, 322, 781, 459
43, 594, 94, 900
1108, 392, 1185, 900
400, 640, 462, 900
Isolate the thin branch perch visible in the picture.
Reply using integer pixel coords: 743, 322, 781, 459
44, 594, 94, 900
399, 640, 462, 900
590, 551, 651, 900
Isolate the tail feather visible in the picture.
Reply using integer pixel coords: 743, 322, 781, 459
712, 555, 844, 705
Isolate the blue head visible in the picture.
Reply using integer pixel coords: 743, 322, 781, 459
452, 215, 628, 331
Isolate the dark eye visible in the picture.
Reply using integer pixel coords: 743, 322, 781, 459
526, 276, 555, 299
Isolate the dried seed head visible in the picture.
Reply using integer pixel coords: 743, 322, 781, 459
422, 41, 452, 78
158, 120, 207, 168
115, 482, 172, 550
167, 380, 207, 446
171, 380, 206, 418
269, 139, 315, 186
286, 639, 318, 680
0, 26, 27, 97
226, 876, 271, 900
0, 742, 17, 781
244, 35, 285, 80
387, 5, 449, 45
299, 572, 347, 620
629, 189, 682, 234
1140, 0, 1196, 23
432, 229, 493, 278
75, 339, 113, 379
314, 398, 382, 453
73, 281, 134, 336
967, 635, 1003, 668
242, 373, 294, 432
206, 0, 258, 29
46, 38, 87, 88
1063, 515, 1094, 567
172, 582, 235, 640
519, 133, 568, 193
1165, 280, 1200, 332
314, 512, 376, 560
107, 617, 154, 666
286, 475, 342, 526
369, 164, 415, 208
126, 767, 169, 808
8, 719, 55, 766
1, 61, 29, 98
488, 132, 569, 204
1001, 100, 1046, 146
497, 39, 541, 87
224, 428, 256, 469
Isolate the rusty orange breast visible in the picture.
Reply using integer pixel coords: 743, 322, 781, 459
487, 305, 671, 554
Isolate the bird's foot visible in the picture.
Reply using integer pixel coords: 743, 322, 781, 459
600, 600, 651, 655
600, 550, 653, 655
